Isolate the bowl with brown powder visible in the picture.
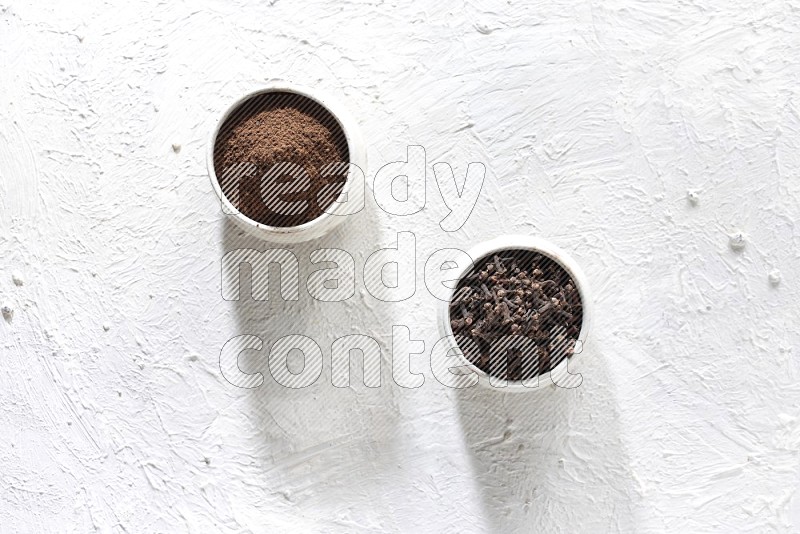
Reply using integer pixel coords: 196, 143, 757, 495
438, 235, 592, 391
208, 84, 366, 243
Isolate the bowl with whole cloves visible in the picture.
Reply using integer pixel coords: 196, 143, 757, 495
438, 235, 592, 391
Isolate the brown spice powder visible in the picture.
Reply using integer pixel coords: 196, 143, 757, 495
214, 92, 349, 227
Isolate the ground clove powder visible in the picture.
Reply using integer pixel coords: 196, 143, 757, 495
214, 92, 350, 227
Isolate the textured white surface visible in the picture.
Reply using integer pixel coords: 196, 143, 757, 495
1, 1, 799, 532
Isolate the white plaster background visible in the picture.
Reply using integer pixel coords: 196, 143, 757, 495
1, 0, 799, 532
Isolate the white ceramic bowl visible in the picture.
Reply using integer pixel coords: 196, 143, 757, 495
437, 235, 592, 392
207, 84, 366, 243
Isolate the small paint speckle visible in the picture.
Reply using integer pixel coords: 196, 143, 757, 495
728, 231, 746, 252
1, 304, 13, 321
11, 272, 23, 286
687, 190, 700, 206
103, 323, 111, 331
769, 270, 781, 286
171, 143, 181, 153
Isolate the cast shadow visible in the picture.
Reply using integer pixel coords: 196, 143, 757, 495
219, 202, 405, 521
455, 341, 640, 532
